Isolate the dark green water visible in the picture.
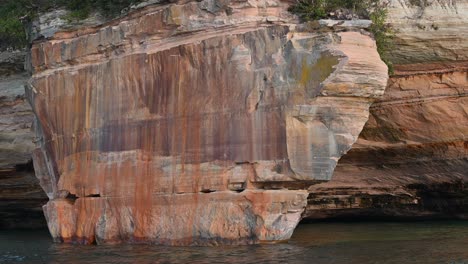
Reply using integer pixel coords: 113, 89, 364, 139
1, 221, 468, 264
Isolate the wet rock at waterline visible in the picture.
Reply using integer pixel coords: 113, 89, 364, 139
27, 1, 387, 244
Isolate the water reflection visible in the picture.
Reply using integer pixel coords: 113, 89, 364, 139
1, 221, 468, 264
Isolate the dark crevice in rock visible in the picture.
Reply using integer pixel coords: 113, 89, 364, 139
254, 90, 264, 111
65, 193, 78, 203
234, 161, 251, 165
14, 160, 34, 172
85, 194, 101, 198
200, 189, 216, 193
255, 181, 321, 191
228, 183, 246, 193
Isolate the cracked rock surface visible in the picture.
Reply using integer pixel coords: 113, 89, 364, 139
304, 0, 468, 221
27, 0, 387, 244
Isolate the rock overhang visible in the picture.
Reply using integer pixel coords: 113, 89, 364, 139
27, 0, 388, 245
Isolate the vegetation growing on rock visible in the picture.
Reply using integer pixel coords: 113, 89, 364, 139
0, 0, 144, 50
288, 0, 382, 21
288, 0, 394, 74
369, 7, 394, 74
0, 0, 32, 50
63, 0, 145, 20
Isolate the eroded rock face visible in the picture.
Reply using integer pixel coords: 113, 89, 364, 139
304, 63, 468, 220
0, 50, 47, 229
304, 0, 468, 220
28, 0, 387, 244
387, 0, 468, 64
0, 51, 33, 170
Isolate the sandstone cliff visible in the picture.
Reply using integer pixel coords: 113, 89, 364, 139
0, 50, 47, 229
0, 0, 468, 234
26, 0, 387, 244
304, 0, 468, 220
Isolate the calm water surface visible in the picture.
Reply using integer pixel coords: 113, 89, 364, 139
1, 221, 467, 264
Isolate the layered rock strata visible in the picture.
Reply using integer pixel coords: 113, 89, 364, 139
0, 51, 47, 229
304, 0, 468, 220
386, 0, 468, 64
305, 63, 468, 220
27, 1, 387, 244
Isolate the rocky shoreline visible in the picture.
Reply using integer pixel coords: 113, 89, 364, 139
0, 0, 466, 244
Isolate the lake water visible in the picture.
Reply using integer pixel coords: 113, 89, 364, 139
1, 221, 468, 264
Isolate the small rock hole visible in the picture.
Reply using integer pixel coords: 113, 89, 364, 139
235, 188, 245, 193
66, 193, 78, 203
200, 189, 216, 193
86, 194, 101, 198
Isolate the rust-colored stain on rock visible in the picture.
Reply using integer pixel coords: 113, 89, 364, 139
28, 0, 388, 245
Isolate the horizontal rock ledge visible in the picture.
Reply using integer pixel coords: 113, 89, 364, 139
28, 0, 388, 245
44, 190, 308, 246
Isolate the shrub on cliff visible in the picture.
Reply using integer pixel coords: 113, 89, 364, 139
369, 8, 394, 74
288, 0, 384, 21
287, 0, 327, 21
0, 0, 144, 50
63, 0, 145, 20
0, 0, 31, 50
288, 0, 394, 74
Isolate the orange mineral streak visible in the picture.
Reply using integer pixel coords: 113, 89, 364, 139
28, 1, 388, 245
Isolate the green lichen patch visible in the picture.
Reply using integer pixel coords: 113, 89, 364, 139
288, 0, 395, 74
299, 53, 340, 97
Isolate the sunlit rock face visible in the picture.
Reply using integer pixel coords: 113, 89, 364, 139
28, 0, 387, 245
304, 0, 468, 221
386, 0, 468, 64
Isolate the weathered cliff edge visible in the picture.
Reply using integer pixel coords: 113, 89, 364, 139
304, 0, 468, 220
27, 0, 387, 244
0, 51, 47, 229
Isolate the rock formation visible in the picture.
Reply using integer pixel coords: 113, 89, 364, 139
27, 0, 387, 244
304, 0, 468, 220
0, 50, 47, 229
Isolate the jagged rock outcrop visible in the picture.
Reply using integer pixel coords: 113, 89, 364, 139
27, 0, 387, 244
0, 50, 47, 229
304, 0, 468, 220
